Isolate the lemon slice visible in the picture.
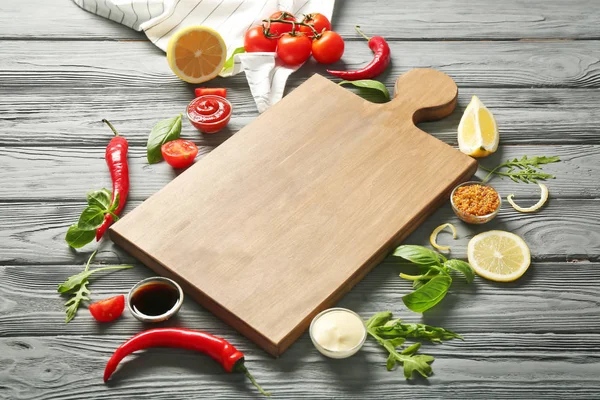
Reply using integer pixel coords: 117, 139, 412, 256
429, 223, 457, 252
166, 26, 227, 84
467, 230, 531, 282
507, 183, 549, 213
458, 95, 499, 158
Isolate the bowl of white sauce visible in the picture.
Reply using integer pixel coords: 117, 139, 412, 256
309, 307, 367, 359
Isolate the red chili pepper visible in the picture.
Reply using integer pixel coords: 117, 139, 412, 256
95, 119, 129, 241
103, 328, 270, 396
327, 26, 391, 81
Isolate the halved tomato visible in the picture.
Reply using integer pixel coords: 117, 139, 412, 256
161, 139, 199, 169
89, 295, 125, 322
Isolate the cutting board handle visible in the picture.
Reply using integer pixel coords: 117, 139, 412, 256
388, 69, 458, 124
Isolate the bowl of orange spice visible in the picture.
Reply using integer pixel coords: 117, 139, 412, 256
451, 181, 501, 224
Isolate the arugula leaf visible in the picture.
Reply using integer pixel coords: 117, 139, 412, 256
65, 225, 96, 249
339, 79, 390, 101
444, 259, 474, 283
374, 318, 463, 343
147, 114, 182, 164
58, 264, 134, 293
58, 251, 134, 323
64, 279, 90, 323
86, 189, 112, 209
365, 311, 393, 329
482, 155, 560, 183
402, 274, 452, 313
393, 245, 442, 266
367, 322, 434, 379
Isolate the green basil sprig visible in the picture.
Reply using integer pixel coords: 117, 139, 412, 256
65, 189, 119, 248
392, 245, 475, 313
339, 79, 390, 101
147, 114, 182, 164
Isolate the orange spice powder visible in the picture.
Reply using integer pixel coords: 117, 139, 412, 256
452, 184, 500, 216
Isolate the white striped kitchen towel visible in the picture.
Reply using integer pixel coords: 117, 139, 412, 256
72, 0, 335, 112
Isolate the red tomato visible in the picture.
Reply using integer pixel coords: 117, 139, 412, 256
299, 13, 332, 37
194, 87, 227, 98
263, 11, 295, 36
161, 139, 199, 169
244, 26, 277, 52
277, 33, 312, 65
311, 31, 345, 64
89, 295, 125, 323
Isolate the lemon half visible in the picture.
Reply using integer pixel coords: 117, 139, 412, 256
166, 26, 227, 84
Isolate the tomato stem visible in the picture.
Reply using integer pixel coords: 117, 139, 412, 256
355, 25, 371, 41
262, 17, 320, 38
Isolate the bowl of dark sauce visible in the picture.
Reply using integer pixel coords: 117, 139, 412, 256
127, 277, 184, 323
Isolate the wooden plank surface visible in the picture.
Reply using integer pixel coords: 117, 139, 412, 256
1, 0, 599, 397
2, 0, 600, 40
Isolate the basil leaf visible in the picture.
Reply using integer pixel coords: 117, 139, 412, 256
220, 46, 245, 75
393, 245, 442, 266
77, 206, 106, 231
444, 259, 475, 283
147, 114, 182, 164
402, 274, 452, 313
86, 189, 112, 209
108, 193, 120, 213
339, 79, 390, 101
65, 225, 96, 249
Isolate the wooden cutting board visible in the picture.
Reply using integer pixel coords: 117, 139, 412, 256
110, 69, 477, 356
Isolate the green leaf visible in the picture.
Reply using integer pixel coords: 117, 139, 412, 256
374, 319, 463, 343
65, 224, 96, 249
444, 259, 475, 283
108, 193, 120, 213
86, 189, 112, 209
402, 353, 435, 379
58, 265, 134, 293
147, 114, 182, 164
64, 279, 90, 323
220, 46, 245, 76
386, 353, 397, 371
393, 245, 442, 266
402, 274, 452, 313
401, 342, 421, 355
339, 79, 390, 101
365, 311, 393, 329
77, 206, 107, 231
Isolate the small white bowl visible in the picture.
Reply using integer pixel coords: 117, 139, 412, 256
127, 277, 184, 323
309, 307, 367, 359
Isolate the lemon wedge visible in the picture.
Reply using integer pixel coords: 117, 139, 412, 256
429, 223, 457, 252
467, 230, 531, 282
507, 183, 549, 213
166, 26, 227, 84
458, 95, 499, 158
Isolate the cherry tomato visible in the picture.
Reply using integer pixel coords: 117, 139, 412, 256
244, 26, 277, 52
277, 33, 312, 65
299, 13, 332, 37
194, 87, 226, 98
263, 11, 296, 36
311, 31, 345, 64
161, 139, 199, 169
89, 295, 125, 323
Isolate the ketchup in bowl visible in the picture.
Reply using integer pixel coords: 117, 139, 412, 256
187, 95, 232, 134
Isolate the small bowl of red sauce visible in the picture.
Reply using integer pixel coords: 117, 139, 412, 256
450, 181, 501, 224
127, 277, 184, 323
187, 95, 232, 134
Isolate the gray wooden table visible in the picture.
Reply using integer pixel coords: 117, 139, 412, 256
1, 1, 599, 398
